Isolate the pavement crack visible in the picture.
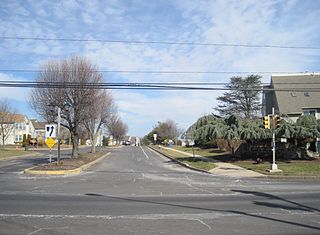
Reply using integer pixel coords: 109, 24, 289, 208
27, 225, 69, 235
195, 219, 212, 231
27, 228, 42, 235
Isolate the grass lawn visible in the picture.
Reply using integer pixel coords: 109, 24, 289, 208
234, 160, 320, 177
0, 149, 29, 159
151, 146, 216, 171
172, 145, 320, 177
173, 145, 231, 161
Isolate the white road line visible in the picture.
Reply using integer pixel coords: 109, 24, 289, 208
0, 211, 315, 220
140, 146, 149, 159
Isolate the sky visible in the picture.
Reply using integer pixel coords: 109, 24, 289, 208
0, 0, 320, 136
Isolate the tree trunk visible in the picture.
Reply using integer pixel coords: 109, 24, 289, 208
90, 132, 99, 153
91, 143, 96, 153
71, 133, 79, 158
91, 136, 96, 153
1, 136, 5, 149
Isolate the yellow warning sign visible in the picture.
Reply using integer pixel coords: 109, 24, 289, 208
45, 137, 55, 149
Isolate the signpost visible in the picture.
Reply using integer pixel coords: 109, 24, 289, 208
45, 137, 55, 163
153, 134, 157, 145
45, 124, 56, 163
45, 124, 57, 138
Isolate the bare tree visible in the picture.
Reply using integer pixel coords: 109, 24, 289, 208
0, 100, 17, 147
83, 90, 117, 153
144, 119, 182, 144
29, 56, 104, 157
107, 115, 128, 143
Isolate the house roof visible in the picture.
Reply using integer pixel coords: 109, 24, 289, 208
271, 73, 320, 114
30, 119, 47, 130
0, 112, 27, 123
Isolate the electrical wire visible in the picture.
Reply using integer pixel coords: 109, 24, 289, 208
0, 69, 317, 75
0, 80, 319, 92
1, 36, 319, 50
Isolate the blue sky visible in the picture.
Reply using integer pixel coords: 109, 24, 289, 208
0, 0, 320, 136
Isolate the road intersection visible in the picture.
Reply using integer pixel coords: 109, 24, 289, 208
0, 146, 319, 234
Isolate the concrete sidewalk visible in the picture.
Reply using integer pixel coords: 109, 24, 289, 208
161, 146, 265, 178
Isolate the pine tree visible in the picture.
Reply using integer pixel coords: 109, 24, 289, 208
215, 75, 262, 119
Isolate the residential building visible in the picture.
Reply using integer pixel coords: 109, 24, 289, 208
263, 73, 320, 122
0, 112, 48, 145
30, 119, 47, 145
0, 113, 33, 145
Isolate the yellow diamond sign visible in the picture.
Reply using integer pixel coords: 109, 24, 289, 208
45, 137, 55, 149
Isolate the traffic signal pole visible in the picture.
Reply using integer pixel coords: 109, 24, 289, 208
269, 107, 282, 172
271, 107, 277, 170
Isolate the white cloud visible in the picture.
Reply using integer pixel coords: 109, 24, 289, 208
0, 0, 319, 135
114, 90, 222, 136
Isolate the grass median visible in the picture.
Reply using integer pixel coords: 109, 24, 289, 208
151, 145, 217, 171
30, 151, 108, 171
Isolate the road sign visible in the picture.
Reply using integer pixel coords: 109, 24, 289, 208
45, 137, 55, 148
45, 124, 57, 138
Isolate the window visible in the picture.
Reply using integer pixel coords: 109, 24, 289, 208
303, 109, 317, 116
15, 123, 26, 130
15, 135, 22, 142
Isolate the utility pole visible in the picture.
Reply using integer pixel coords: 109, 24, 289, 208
57, 107, 61, 165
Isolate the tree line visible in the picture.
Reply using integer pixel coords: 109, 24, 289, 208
144, 74, 320, 158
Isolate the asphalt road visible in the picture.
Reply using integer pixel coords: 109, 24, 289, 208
0, 146, 319, 235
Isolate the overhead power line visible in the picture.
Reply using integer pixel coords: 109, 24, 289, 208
0, 80, 319, 92
1, 36, 319, 50
0, 69, 317, 75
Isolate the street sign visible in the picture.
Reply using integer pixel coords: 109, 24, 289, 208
153, 134, 157, 141
45, 124, 56, 138
45, 137, 55, 148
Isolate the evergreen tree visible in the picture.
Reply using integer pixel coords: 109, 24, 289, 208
215, 75, 262, 118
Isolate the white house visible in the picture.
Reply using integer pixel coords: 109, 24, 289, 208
0, 113, 47, 146
0, 113, 33, 145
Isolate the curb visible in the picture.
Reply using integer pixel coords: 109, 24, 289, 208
149, 146, 267, 178
24, 152, 111, 175
151, 146, 320, 180
148, 146, 212, 175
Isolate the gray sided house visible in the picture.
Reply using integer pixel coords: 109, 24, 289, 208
263, 73, 320, 122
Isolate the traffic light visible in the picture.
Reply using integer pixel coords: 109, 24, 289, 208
263, 116, 270, 129
274, 115, 281, 128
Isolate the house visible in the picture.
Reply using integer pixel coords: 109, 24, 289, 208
0, 113, 33, 145
30, 119, 47, 145
0, 112, 48, 145
263, 73, 320, 122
